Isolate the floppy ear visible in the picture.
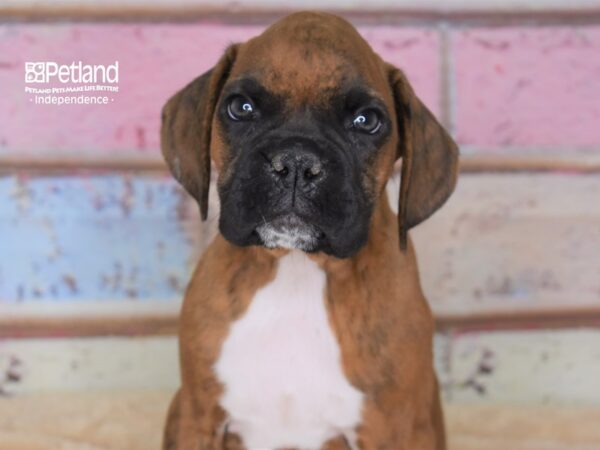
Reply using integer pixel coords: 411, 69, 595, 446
386, 63, 459, 250
161, 44, 238, 220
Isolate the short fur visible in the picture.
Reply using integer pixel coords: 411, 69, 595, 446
214, 252, 364, 448
161, 11, 458, 450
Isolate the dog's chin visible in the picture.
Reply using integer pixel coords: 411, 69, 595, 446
256, 214, 323, 252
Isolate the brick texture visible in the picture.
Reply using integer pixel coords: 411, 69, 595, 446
0, 24, 439, 158
452, 27, 600, 149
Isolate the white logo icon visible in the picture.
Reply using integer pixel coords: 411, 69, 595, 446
25, 62, 46, 83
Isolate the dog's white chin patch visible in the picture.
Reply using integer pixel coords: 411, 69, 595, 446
256, 214, 319, 251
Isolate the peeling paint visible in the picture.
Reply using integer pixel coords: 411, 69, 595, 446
0, 174, 200, 302
453, 27, 600, 147
0, 23, 439, 158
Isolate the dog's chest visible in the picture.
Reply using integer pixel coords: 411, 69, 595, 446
214, 252, 363, 449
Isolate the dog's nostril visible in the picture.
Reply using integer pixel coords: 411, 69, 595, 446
271, 154, 288, 176
304, 163, 322, 180
310, 163, 322, 176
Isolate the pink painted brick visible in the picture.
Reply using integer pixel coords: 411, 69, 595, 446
0, 24, 439, 158
360, 26, 440, 116
0, 24, 262, 157
452, 27, 600, 149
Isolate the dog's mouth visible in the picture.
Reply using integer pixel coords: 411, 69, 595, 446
255, 213, 324, 252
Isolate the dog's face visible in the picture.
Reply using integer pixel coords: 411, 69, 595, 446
162, 12, 458, 258
216, 74, 384, 257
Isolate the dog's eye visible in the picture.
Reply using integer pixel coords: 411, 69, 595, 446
227, 96, 255, 121
352, 109, 381, 134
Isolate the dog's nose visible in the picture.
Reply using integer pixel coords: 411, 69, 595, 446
270, 149, 324, 185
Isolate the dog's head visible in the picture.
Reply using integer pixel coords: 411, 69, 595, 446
161, 12, 458, 259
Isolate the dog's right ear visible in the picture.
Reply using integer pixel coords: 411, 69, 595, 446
160, 44, 238, 220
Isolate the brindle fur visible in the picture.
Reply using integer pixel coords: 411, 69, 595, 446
161, 11, 458, 450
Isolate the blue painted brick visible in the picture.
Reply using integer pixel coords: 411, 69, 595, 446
0, 174, 198, 302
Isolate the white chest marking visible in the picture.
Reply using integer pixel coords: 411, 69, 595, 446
214, 252, 363, 450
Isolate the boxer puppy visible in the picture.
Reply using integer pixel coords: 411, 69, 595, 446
161, 11, 458, 450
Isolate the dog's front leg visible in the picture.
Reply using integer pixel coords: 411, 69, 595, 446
352, 372, 445, 450
162, 387, 228, 450
327, 277, 445, 450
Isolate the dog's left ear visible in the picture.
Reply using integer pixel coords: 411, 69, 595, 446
161, 44, 238, 220
386, 63, 459, 250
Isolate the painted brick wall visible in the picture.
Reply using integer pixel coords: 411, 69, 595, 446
0, 24, 439, 158
2, 23, 600, 158
1, 18, 599, 316
0, 8, 599, 408
452, 27, 600, 149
